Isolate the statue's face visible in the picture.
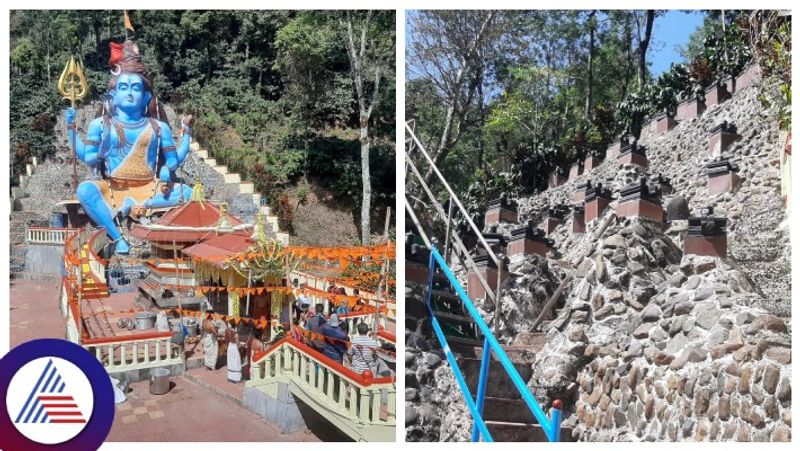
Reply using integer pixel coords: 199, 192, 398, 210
111, 73, 151, 114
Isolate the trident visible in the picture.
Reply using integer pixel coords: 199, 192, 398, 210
57, 56, 88, 194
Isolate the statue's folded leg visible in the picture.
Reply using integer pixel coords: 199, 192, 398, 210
76, 181, 130, 255
143, 183, 193, 209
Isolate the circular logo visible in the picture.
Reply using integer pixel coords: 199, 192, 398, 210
0, 339, 114, 451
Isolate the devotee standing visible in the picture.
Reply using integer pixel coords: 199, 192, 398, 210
306, 304, 326, 354
226, 320, 242, 383
243, 327, 264, 380
321, 314, 349, 364
347, 322, 378, 375
202, 312, 219, 370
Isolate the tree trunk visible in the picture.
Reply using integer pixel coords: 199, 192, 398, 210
637, 10, 655, 87
360, 114, 371, 245
584, 11, 596, 121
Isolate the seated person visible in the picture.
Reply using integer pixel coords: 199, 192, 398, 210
305, 303, 326, 353
321, 314, 349, 364
347, 322, 378, 375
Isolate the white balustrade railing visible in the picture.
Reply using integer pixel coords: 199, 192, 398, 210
87, 230, 109, 283
84, 334, 182, 372
249, 339, 396, 439
27, 227, 76, 245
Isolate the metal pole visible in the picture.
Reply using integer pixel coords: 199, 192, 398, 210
471, 337, 492, 441
494, 253, 504, 334
245, 267, 252, 317
443, 194, 454, 265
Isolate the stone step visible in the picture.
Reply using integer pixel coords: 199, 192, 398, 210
251, 193, 261, 206
195, 149, 209, 159
482, 397, 538, 424
190, 141, 201, 151
485, 420, 574, 442
431, 310, 473, 324
223, 173, 240, 184
214, 165, 229, 175
260, 205, 271, 216
26, 163, 35, 176
205, 158, 217, 166
458, 356, 534, 399
239, 182, 254, 194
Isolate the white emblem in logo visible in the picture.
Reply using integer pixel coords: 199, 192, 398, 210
5, 357, 95, 444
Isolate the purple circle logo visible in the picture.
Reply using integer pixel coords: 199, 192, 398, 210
1, 339, 115, 451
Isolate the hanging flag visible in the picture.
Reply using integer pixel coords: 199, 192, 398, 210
124, 10, 135, 32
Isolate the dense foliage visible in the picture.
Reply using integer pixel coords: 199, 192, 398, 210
9, 10, 395, 235
407, 10, 788, 222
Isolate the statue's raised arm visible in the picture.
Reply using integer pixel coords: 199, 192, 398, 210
65, 109, 105, 166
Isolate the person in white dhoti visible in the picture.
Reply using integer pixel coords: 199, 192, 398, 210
202, 313, 219, 370
226, 323, 242, 383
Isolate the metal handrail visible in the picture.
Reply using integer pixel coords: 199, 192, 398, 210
404, 155, 496, 306
426, 246, 562, 442
405, 122, 500, 268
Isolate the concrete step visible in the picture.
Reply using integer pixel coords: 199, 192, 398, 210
223, 173, 240, 184
458, 356, 533, 399
190, 142, 200, 151
251, 193, 261, 206
182, 371, 244, 407
275, 232, 289, 245
239, 182, 254, 194
260, 205, 271, 216
195, 149, 209, 159
485, 421, 574, 442
214, 165, 229, 175
205, 158, 217, 166
266, 215, 279, 231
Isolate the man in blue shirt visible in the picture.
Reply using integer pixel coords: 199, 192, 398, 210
321, 314, 349, 363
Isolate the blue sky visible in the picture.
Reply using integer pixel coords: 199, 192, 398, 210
407, 10, 706, 79
648, 10, 705, 75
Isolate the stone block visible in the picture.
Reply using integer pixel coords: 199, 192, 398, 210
507, 238, 550, 258
542, 216, 564, 234
467, 259, 508, 301
243, 385, 309, 433
584, 155, 602, 171
617, 151, 649, 168
683, 235, 728, 258
569, 163, 583, 181
655, 114, 677, 134
616, 199, 664, 224
585, 198, 609, 223
676, 98, 706, 121
573, 209, 586, 234
705, 85, 731, 107
485, 207, 517, 226
708, 172, 741, 195
736, 64, 762, 91
709, 131, 738, 156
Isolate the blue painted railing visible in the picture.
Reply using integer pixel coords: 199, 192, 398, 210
426, 246, 563, 442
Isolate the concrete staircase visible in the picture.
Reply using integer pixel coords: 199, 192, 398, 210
189, 142, 288, 244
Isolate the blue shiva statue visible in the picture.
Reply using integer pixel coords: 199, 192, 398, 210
66, 39, 193, 254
